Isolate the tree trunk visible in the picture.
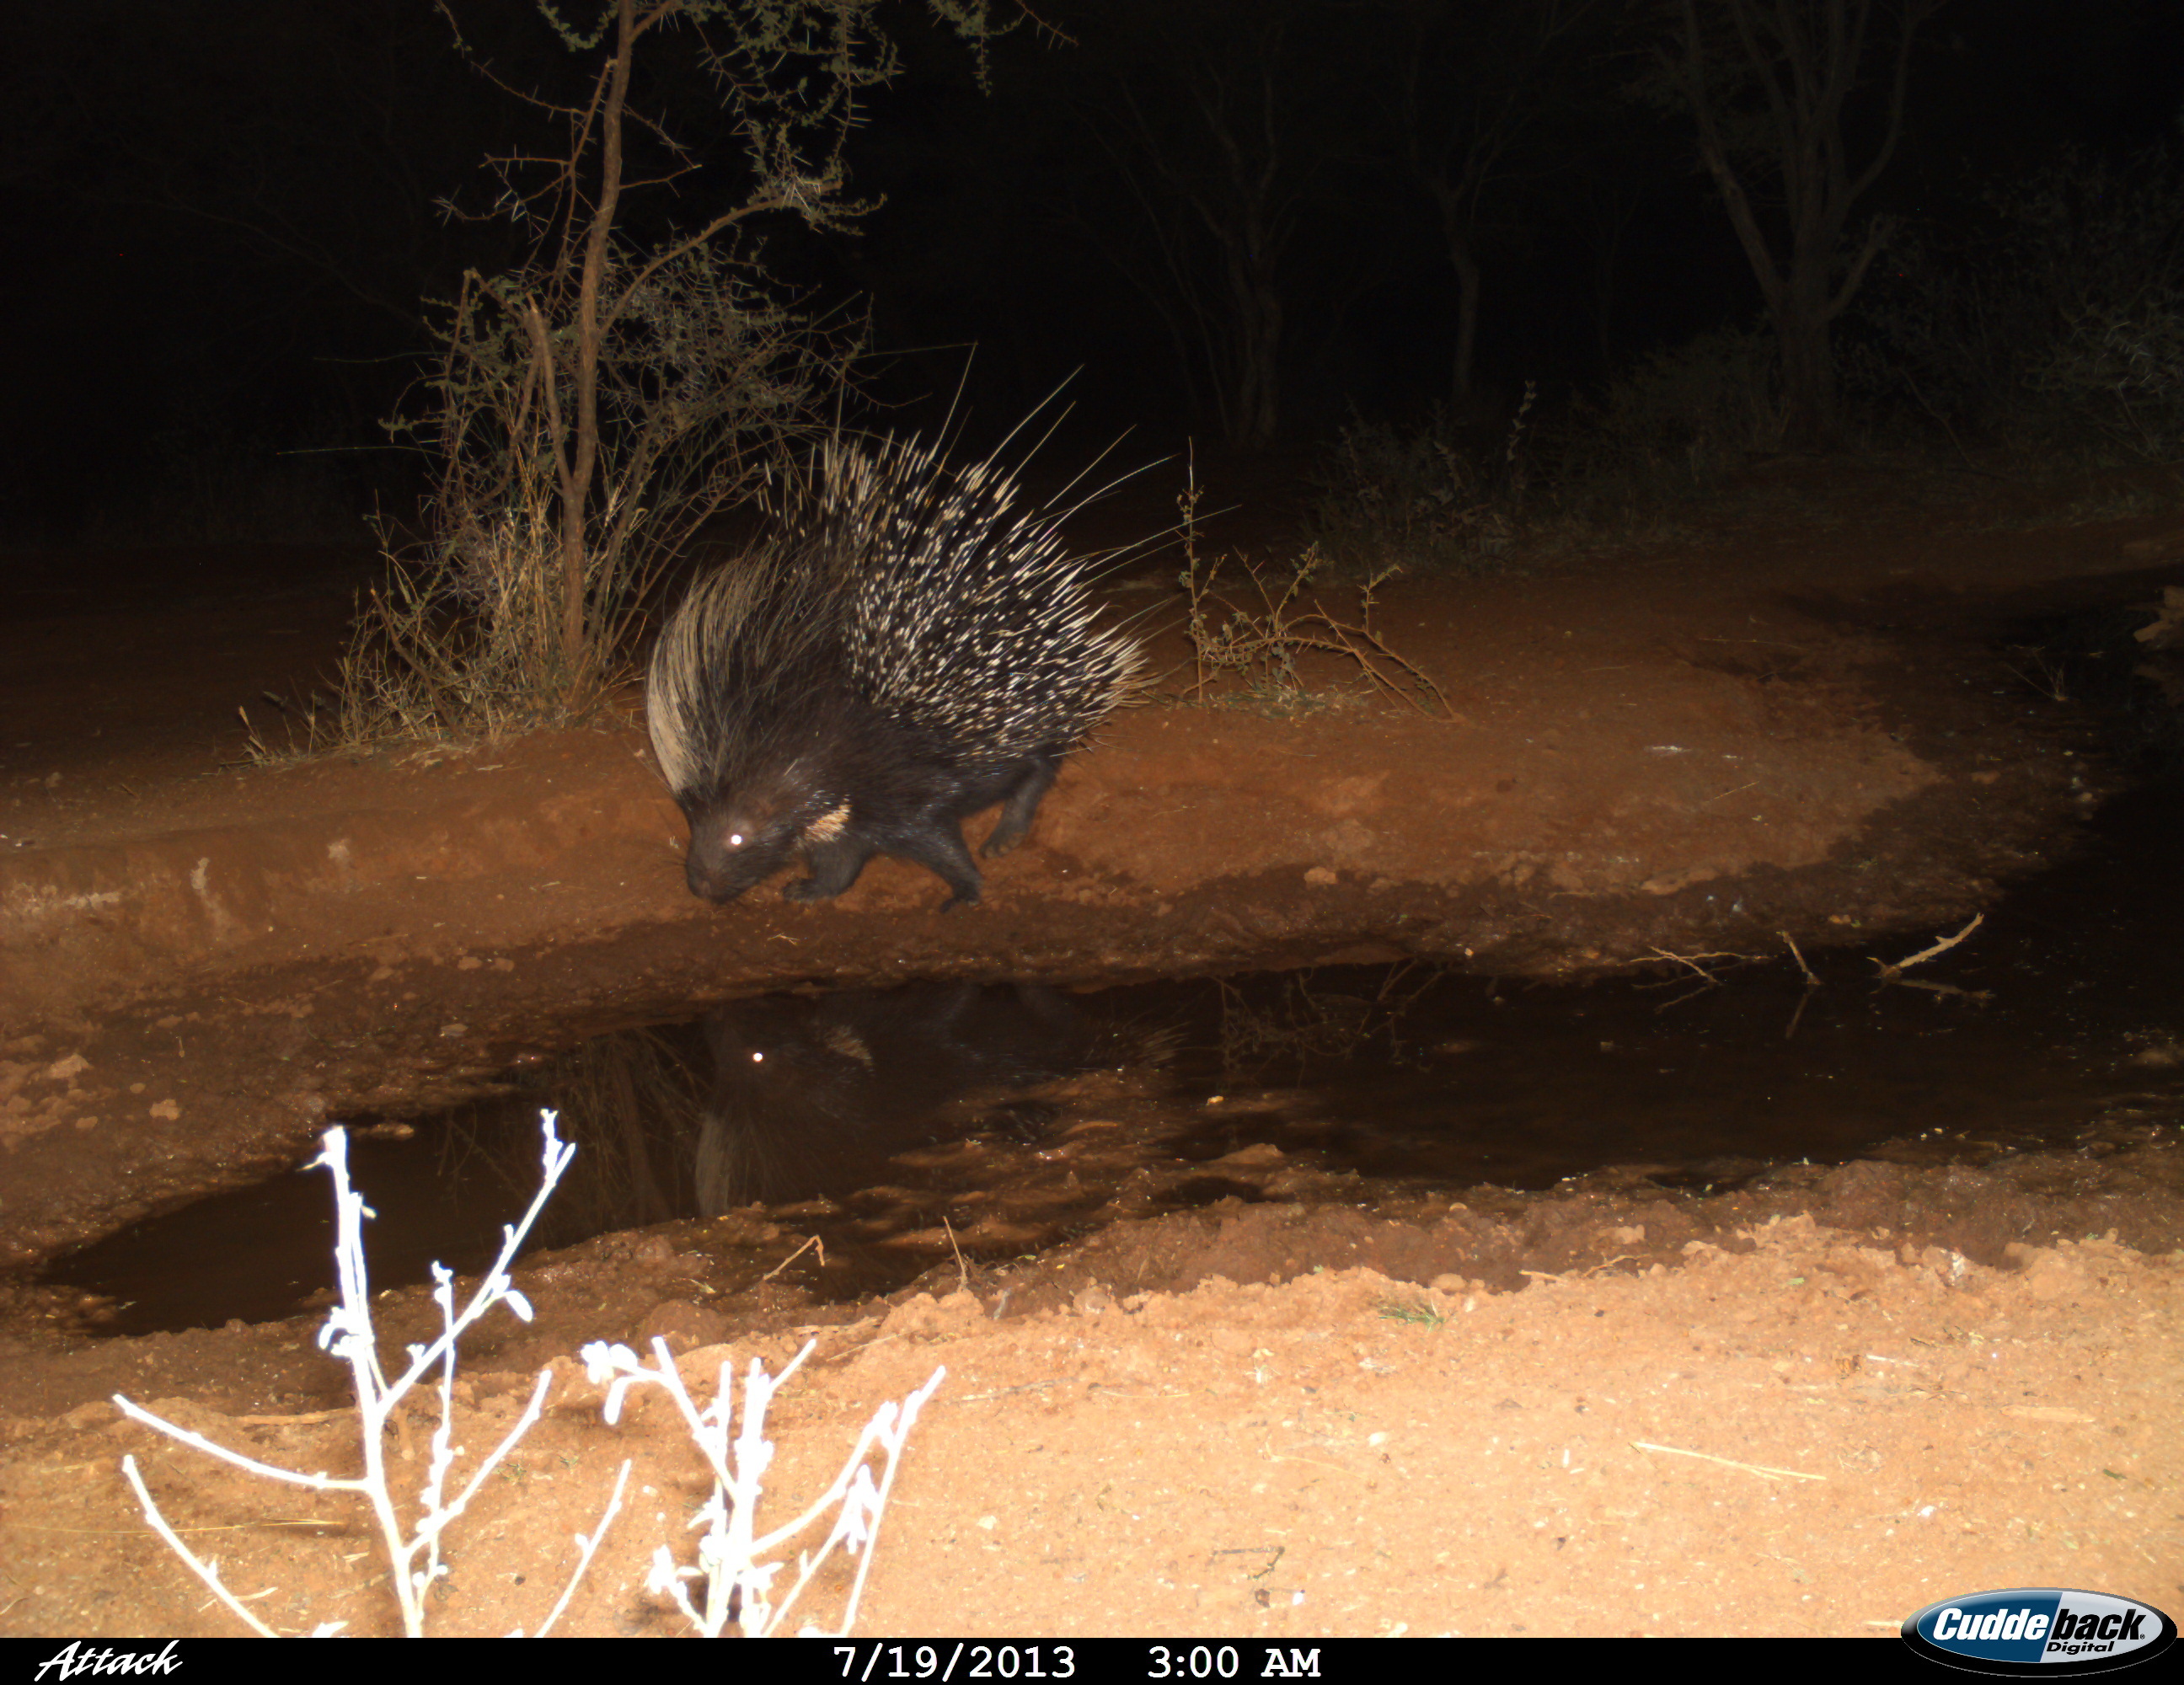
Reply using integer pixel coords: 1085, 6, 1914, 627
1231, 270, 1283, 447
1774, 304, 1832, 447
1671, 0, 1938, 454
1449, 231, 1481, 406
1774, 260, 1837, 447
561, 0, 638, 694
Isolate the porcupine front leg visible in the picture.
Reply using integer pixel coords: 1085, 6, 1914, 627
982, 751, 1061, 858
784, 831, 878, 901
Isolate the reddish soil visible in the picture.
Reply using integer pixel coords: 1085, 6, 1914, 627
3, 1181, 2180, 1640
1, 457, 2181, 1640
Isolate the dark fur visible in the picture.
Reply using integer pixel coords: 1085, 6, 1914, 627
649, 436, 1138, 909
676, 692, 1063, 909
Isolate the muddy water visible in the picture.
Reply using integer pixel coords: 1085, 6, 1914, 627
43, 780, 2184, 1335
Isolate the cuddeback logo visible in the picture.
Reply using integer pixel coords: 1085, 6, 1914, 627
1903, 1588, 2177, 1676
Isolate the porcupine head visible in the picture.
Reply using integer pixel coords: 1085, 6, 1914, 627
680, 776, 795, 901
677, 746, 854, 904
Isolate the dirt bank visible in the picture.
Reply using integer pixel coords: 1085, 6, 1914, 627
4, 466, 2171, 1255
2, 462, 2181, 1640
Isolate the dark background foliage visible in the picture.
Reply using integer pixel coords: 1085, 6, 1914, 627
3, 0, 2178, 538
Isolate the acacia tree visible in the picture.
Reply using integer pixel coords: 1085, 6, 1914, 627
1389, 0, 1598, 407
356, 0, 998, 736
1066, 0, 1336, 448
1658, 0, 1945, 446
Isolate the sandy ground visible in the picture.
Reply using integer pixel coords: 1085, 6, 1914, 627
1, 455, 2181, 1638
2, 1191, 2178, 1638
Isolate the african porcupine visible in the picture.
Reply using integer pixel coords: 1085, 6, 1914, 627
647, 432, 1143, 908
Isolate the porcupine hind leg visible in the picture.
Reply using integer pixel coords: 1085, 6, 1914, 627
891, 817, 988, 911
981, 751, 1062, 858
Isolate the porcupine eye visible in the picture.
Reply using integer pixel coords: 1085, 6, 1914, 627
699, 821, 750, 866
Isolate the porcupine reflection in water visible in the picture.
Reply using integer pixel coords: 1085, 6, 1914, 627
429, 981, 1160, 1256
54, 772, 2184, 1333
44, 984, 1155, 1335
690, 982, 1126, 1211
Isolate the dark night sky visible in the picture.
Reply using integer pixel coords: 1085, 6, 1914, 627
2, 0, 2177, 534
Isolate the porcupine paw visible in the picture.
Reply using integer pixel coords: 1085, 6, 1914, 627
782, 877, 830, 902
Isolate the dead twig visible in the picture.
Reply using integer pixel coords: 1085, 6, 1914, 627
1638, 948, 1757, 989
1882, 977, 1994, 1003
1631, 1441, 1826, 1483
1872, 913, 1983, 982
2133, 586, 2184, 647
1643, 947, 1754, 980
2001, 645, 2069, 703
760, 1234, 823, 1283
942, 1216, 970, 1294
1781, 928, 1821, 1039
1635, 947, 1759, 1012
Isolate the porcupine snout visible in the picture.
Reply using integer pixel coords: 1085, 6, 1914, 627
679, 772, 817, 903
682, 801, 794, 902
